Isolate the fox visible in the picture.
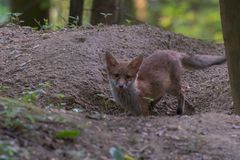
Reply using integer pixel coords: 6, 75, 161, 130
105, 50, 226, 116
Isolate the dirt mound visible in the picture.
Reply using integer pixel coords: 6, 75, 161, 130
0, 25, 238, 160
0, 25, 230, 115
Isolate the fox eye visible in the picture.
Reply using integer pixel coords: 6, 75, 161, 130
126, 75, 132, 79
114, 74, 120, 78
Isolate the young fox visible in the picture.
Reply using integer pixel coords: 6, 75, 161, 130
105, 50, 226, 116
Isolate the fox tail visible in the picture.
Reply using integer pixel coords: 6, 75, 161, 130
181, 54, 226, 69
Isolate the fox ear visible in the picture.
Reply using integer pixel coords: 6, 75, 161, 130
105, 53, 119, 69
128, 54, 143, 72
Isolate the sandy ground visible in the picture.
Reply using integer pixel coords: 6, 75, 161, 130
0, 25, 238, 160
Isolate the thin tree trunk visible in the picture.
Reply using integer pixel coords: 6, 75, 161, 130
133, 0, 147, 21
69, 0, 84, 25
120, 0, 136, 24
219, 0, 240, 114
91, 0, 120, 25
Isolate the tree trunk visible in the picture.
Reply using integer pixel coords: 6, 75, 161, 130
90, 0, 120, 25
10, 0, 49, 27
133, 0, 147, 21
69, 0, 84, 25
120, 0, 136, 24
219, 0, 240, 114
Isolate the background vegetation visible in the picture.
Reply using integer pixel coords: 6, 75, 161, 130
147, 0, 222, 42
0, 0, 222, 42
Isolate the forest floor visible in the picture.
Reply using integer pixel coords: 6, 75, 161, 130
0, 24, 239, 160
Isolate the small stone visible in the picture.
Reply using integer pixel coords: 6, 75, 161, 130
232, 125, 240, 129
166, 125, 182, 131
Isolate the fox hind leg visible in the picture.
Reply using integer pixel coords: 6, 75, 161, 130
177, 93, 185, 115
168, 87, 186, 115
169, 59, 185, 115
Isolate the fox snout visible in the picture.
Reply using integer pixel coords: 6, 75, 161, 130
116, 78, 128, 89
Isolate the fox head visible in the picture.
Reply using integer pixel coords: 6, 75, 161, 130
105, 53, 143, 89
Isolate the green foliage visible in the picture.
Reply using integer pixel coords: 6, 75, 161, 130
20, 82, 50, 104
0, 97, 38, 131
55, 130, 81, 139
100, 12, 113, 24
21, 91, 38, 104
125, 19, 133, 25
19, 82, 67, 109
0, 0, 222, 41
21, 89, 45, 104
39, 81, 52, 89
0, 141, 17, 160
35, 18, 52, 31
54, 93, 65, 100
42, 18, 52, 30
147, 0, 222, 42
51, 93, 67, 108
68, 16, 80, 27
0, 3, 9, 23
8, 13, 24, 25
0, 85, 9, 93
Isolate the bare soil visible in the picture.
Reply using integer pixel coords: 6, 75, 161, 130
0, 25, 239, 160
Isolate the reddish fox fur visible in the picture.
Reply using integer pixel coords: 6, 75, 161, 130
105, 50, 226, 116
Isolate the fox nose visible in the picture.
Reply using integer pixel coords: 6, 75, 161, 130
118, 84, 124, 88
118, 78, 125, 89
